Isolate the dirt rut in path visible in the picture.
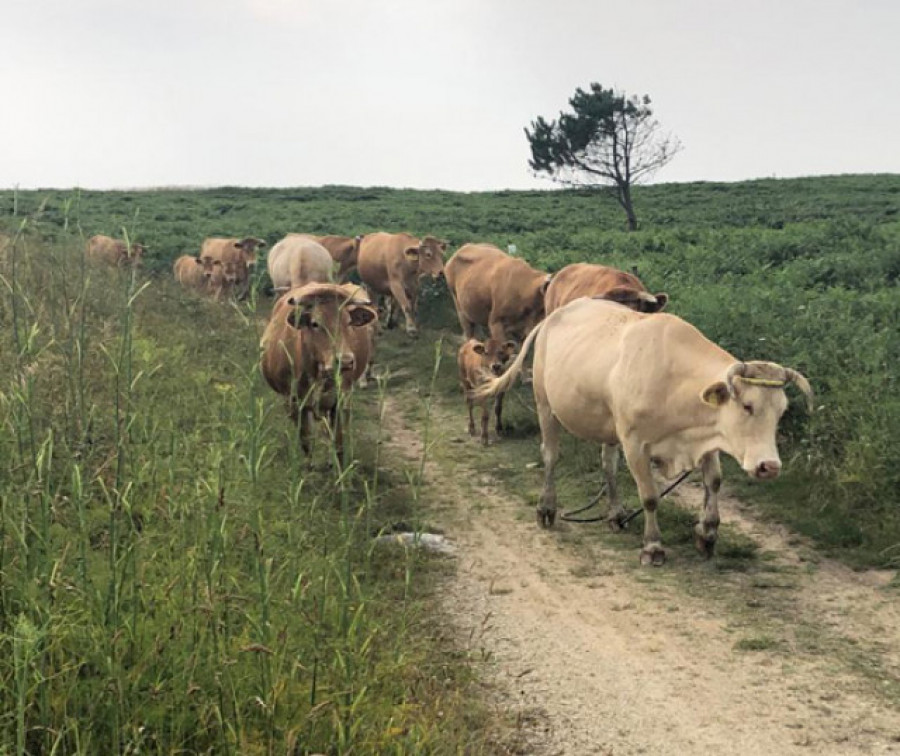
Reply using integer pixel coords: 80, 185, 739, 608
382, 397, 900, 755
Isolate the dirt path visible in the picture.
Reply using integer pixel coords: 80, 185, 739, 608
381, 396, 900, 755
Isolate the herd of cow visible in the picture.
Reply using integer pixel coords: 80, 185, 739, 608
86, 231, 814, 566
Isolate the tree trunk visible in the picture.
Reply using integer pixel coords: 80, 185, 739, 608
619, 183, 639, 231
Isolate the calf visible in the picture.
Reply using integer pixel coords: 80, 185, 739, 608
457, 338, 517, 445
200, 236, 266, 299
174, 254, 219, 292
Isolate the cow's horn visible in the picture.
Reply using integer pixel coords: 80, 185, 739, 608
784, 368, 815, 412
725, 362, 747, 398
637, 291, 657, 303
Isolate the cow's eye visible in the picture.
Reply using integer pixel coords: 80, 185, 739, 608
742, 403, 754, 415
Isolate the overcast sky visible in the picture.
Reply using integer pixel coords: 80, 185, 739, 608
3, 0, 898, 191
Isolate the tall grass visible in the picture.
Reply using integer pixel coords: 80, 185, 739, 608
0, 226, 491, 753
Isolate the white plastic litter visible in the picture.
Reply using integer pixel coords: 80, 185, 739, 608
374, 532, 456, 555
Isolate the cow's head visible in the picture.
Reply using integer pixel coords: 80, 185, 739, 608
196, 255, 219, 280
701, 361, 813, 480
126, 243, 146, 266
473, 338, 518, 376
405, 236, 447, 279
285, 285, 377, 382
602, 286, 668, 313
233, 237, 266, 267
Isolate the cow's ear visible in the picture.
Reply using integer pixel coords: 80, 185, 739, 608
473, 343, 486, 355
439, 240, 448, 251
233, 241, 244, 249
540, 274, 552, 295
348, 306, 377, 327
701, 381, 730, 407
650, 292, 669, 312
404, 246, 420, 262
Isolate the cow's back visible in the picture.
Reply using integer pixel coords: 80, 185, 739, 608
448, 244, 547, 334
536, 299, 733, 442
445, 243, 506, 292
200, 238, 235, 262
357, 232, 416, 294
545, 262, 665, 314
174, 255, 205, 288
87, 234, 122, 265
268, 235, 334, 291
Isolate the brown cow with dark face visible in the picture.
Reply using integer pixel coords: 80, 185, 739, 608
444, 243, 550, 345
457, 338, 517, 445
199, 236, 266, 299
544, 262, 668, 315
87, 234, 145, 267
259, 283, 377, 463
356, 232, 447, 335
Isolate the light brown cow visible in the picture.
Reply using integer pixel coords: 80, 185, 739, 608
476, 298, 812, 566
259, 283, 377, 463
267, 235, 334, 292
457, 338, 518, 445
356, 232, 447, 334
544, 262, 668, 315
174, 254, 220, 292
86, 234, 145, 267
444, 243, 551, 344
199, 236, 266, 299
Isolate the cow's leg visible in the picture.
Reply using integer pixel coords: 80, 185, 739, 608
494, 392, 505, 435
622, 439, 665, 566
465, 389, 476, 436
299, 409, 313, 457
388, 280, 417, 334
603, 443, 628, 530
480, 401, 490, 446
694, 451, 722, 558
537, 401, 561, 528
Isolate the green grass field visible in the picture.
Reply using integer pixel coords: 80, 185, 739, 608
1, 174, 898, 751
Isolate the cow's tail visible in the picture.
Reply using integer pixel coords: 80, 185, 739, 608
471, 321, 545, 401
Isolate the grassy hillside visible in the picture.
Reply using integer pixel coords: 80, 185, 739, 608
3, 174, 897, 565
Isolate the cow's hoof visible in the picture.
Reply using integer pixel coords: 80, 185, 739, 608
480, 436, 490, 447
536, 508, 556, 529
640, 544, 666, 567
607, 511, 630, 532
467, 425, 477, 437
693, 524, 717, 559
